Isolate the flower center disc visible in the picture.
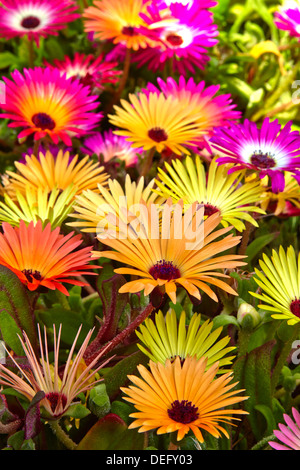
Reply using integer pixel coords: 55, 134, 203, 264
32, 113, 56, 131
290, 298, 300, 318
168, 399, 199, 424
203, 203, 220, 217
166, 33, 184, 46
22, 269, 42, 282
148, 127, 168, 143
122, 26, 137, 36
149, 260, 180, 281
45, 392, 68, 414
250, 152, 276, 169
21, 16, 41, 29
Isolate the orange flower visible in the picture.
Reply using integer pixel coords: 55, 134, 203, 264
0, 220, 99, 295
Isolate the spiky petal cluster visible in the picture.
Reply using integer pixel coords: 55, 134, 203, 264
210, 118, 300, 193
1, 67, 102, 146
0, 0, 80, 46
274, 1, 300, 40
269, 408, 300, 450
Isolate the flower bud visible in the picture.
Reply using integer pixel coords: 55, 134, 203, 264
237, 302, 261, 328
88, 384, 111, 419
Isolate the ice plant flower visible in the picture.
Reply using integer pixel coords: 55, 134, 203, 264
135, 2, 218, 75
210, 118, 300, 193
0, 0, 80, 46
269, 407, 300, 450
83, 0, 154, 51
81, 130, 141, 167
155, 156, 265, 232
249, 245, 300, 325
0, 324, 109, 419
0, 185, 77, 229
136, 309, 235, 371
121, 355, 248, 442
45, 53, 121, 91
274, 1, 300, 40
94, 199, 246, 303
0, 220, 99, 295
5, 150, 108, 197
68, 174, 159, 234
0, 67, 102, 145
260, 172, 300, 217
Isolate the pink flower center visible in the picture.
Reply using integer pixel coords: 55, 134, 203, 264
250, 152, 276, 169
203, 203, 220, 217
22, 269, 42, 282
32, 113, 56, 131
166, 33, 184, 47
149, 260, 180, 281
45, 392, 68, 415
290, 299, 300, 318
122, 26, 137, 36
21, 16, 41, 29
148, 127, 168, 143
168, 400, 199, 424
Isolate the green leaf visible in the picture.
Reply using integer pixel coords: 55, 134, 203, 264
63, 404, 91, 420
88, 384, 111, 419
246, 233, 279, 266
0, 52, 19, 69
254, 404, 277, 435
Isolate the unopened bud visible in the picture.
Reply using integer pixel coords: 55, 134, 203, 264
88, 384, 111, 419
237, 302, 261, 328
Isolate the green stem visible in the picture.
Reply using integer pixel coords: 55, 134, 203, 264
238, 220, 253, 256
251, 434, 276, 451
56, 290, 70, 310
140, 147, 156, 179
28, 37, 35, 68
48, 419, 77, 450
115, 47, 131, 101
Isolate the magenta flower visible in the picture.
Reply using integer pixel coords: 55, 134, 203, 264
210, 118, 300, 193
134, 2, 218, 75
45, 53, 121, 92
269, 408, 300, 450
274, 1, 300, 39
81, 130, 141, 167
1, 67, 102, 146
0, 0, 80, 46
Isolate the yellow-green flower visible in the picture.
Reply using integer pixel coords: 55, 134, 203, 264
155, 155, 265, 232
250, 245, 300, 325
136, 309, 235, 372
0, 185, 76, 229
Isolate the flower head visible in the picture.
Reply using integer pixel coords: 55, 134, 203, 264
269, 407, 300, 450
94, 199, 246, 303
135, 2, 218, 75
121, 355, 248, 442
83, 0, 154, 51
0, 324, 109, 419
0, 220, 99, 295
210, 118, 300, 193
0, 0, 79, 46
155, 156, 265, 232
81, 130, 141, 167
45, 53, 121, 91
136, 309, 235, 371
5, 150, 108, 197
1, 67, 102, 145
250, 245, 300, 325
274, 1, 300, 40
260, 172, 300, 217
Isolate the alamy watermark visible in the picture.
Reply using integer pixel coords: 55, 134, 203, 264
291, 340, 300, 365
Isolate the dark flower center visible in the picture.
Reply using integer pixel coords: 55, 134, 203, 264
32, 113, 56, 131
122, 26, 137, 36
250, 152, 276, 169
148, 127, 168, 143
166, 34, 184, 47
21, 16, 41, 29
149, 260, 180, 281
45, 392, 68, 414
203, 203, 220, 217
22, 269, 42, 282
290, 298, 300, 318
168, 400, 199, 424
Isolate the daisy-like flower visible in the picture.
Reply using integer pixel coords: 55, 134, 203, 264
0, 186, 76, 229
0, 220, 99, 295
0, 0, 79, 46
269, 408, 300, 450
121, 355, 248, 442
83, 0, 155, 51
249, 245, 300, 325
274, 1, 300, 40
210, 118, 300, 193
5, 150, 108, 197
45, 53, 121, 91
81, 130, 141, 167
94, 199, 246, 303
260, 172, 300, 217
135, 2, 218, 75
155, 156, 265, 232
0, 67, 102, 146
108, 85, 237, 155
136, 309, 235, 371
0, 324, 109, 420
68, 174, 159, 234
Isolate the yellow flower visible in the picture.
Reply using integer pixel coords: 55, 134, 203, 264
260, 172, 300, 216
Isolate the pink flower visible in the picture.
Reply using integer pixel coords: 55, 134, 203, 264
269, 408, 300, 450
274, 1, 300, 39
